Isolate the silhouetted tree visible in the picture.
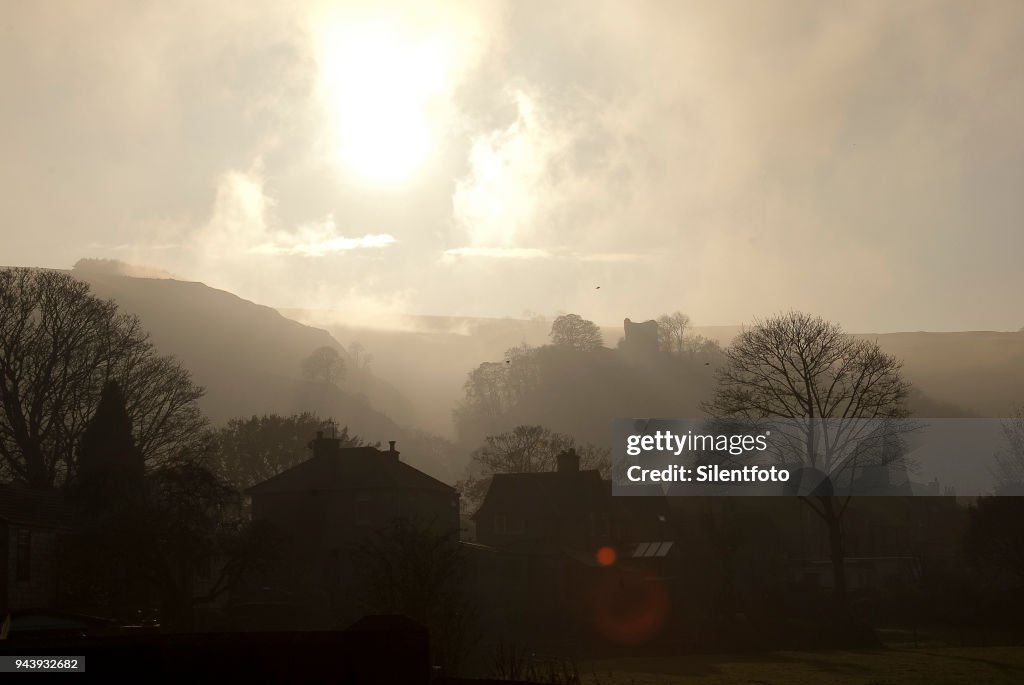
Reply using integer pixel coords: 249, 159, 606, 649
76, 381, 144, 511
453, 344, 544, 443
992, 407, 1024, 494
502, 343, 540, 401
209, 413, 366, 490
347, 341, 373, 372
457, 425, 611, 513
703, 311, 912, 612
657, 311, 692, 354
145, 460, 256, 630
351, 519, 474, 674
685, 334, 724, 360
301, 346, 346, 385
453, 361, 514, 443
0, 268, 207, 488
456, 334, 719, 449
656, 311, 724, 361
549, 313, 603, 351
61, 454, 270, 628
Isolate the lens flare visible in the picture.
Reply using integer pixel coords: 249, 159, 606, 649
596, 546, 617, 566
590, 568, 671, 645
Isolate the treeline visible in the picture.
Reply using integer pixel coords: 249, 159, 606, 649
452, 312, 724, 449
0, 268, 413, 628
451, 309, 1024, 624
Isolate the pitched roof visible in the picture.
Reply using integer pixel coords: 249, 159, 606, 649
245, 446, 455, 496
0, 483, 75, 528
472, 469, 607, 520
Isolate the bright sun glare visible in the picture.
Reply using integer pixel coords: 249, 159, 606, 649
319, 20, 449, 185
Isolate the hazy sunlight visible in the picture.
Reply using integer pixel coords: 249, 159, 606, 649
317, 18, 449, 185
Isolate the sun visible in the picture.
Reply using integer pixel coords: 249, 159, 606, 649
317, 19, 449, 186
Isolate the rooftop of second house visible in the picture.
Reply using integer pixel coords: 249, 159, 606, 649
245, 437, 455, 497
472, 468, 608, 521
472, 467, 670, 523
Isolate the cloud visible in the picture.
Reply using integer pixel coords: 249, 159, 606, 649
294, 283, 422, 332
452, 88, 562, 248
121, 162, 405, 314
5, 2, 1024, 330
442, 246, 552, 260
72, 258, 177, 280
574, 252, 651, 264
249, 219, 396, 257
194, 164, 395, 258
440, 246, 651, 263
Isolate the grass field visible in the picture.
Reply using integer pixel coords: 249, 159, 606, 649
582, 645, 1024, 684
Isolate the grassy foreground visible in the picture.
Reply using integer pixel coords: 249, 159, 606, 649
581, 645, 1024, 684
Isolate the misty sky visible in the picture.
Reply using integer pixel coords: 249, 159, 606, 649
2, 1, 1023, 332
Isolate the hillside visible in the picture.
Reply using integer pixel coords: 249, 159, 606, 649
290, 312, 1010, 436
60, 264, 1022, 481
863, 331, 1024, 418
67, 267, 461, 482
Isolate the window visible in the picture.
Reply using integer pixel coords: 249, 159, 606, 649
15, 529, 31, 582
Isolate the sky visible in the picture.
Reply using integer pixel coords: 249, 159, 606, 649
2, 1, 1023, 332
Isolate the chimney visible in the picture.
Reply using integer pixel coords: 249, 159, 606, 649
556, 448, 580, 473
386, 440, 400, 460
310, 430, 340, 459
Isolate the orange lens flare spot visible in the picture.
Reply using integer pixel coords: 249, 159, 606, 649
591, 570, 671, 645
596, 546, 617, 566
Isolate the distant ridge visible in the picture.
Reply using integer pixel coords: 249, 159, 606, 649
4, 263, 1016, 451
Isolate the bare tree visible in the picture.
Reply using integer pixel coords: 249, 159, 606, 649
656, 311, 724, 361
702, 311, 912, 611
453, 361, 512, 443
62, 458, 270, 629
656, 311, 692, 354
993, 406, 1024, 494
209, 413, 366, 490
350, 519, 474, 675
453, 345, 544, 444
0, 268, 207, 488
457, 425, 611, 513
502, 343, 540, 406
346, 341, 373, 372
300, 346, 346, 385
549, 313, 604, 351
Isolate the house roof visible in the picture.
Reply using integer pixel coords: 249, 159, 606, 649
472, 469, 608, 521
245, 446, 455, 497
0, 483, 75, 528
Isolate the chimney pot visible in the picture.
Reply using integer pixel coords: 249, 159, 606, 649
311, 431, 340, 459
556, 448, 580, 473
389, 440, 396, 451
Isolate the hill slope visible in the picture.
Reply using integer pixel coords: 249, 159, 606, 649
67, 268, 460, 481
292, 313, 1010, 436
